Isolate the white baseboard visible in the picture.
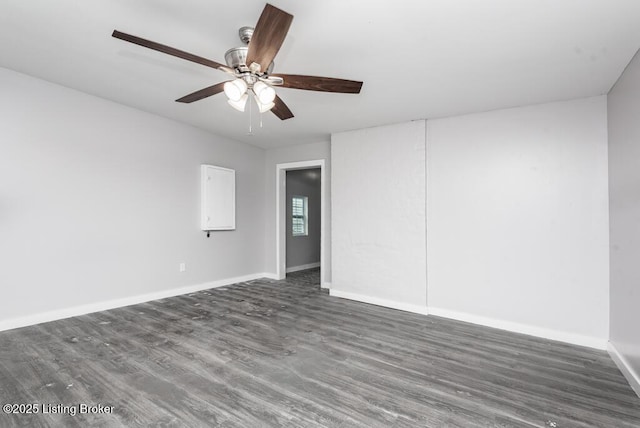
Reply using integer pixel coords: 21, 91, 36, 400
329, 289, 429, 316
608, 342, 640, 398
260, 272, 280, 280
0, 272, 272, 333
327, 288, 606, 350
428, 306, 607, 350
286, 262, 321, 273
321, 281, 332, 290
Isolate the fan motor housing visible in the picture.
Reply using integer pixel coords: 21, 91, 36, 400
225, 27, 274, 73
224, 47, 248, 69
224, 46, 274, 73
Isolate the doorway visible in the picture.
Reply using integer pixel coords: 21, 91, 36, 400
275, 160, 326, 287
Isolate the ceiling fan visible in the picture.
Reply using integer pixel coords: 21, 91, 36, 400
112, 3, 363, 120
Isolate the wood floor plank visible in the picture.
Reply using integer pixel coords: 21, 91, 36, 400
0, 268, 639, 427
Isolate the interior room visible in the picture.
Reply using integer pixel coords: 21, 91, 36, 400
1, 1, 639, 426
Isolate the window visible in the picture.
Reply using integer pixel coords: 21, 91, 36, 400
292, 196, 308, 236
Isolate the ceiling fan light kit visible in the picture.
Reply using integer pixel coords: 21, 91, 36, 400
257, 101, 276, 113
227, 93, 249, 112
223, 79, 248, 102
112, 3, 363, 122
253, 81, 276, 105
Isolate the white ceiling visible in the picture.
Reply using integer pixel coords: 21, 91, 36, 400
1, 0, 639, 149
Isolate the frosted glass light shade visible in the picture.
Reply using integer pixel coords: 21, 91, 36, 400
257, 100, 275, 113
224, 79, 248, 101
227, 94, 248, 111
253, 81, 276, 104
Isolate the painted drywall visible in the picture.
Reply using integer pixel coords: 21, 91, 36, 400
331, 121, 427, 310
608, 48, 640, 393
264, 141, 331, 283
427, 96, 610, 348
286, 169, 321, 270
0, 67, 266, 325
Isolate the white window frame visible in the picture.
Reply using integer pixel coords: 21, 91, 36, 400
291, 195, 308, 237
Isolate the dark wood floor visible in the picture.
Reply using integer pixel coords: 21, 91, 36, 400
0, 269, 639, 427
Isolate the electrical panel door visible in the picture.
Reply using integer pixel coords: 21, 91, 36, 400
201, 165, 236, 231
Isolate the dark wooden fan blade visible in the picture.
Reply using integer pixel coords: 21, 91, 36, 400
175, 82, 228, 103
246, 4, 293, 73
271, 95, 294, 120
112, 30, 230, 72
274, 74, 363, 93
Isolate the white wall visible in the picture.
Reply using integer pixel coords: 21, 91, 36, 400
0, 67, 266, 327
331, 121, 427, 313
427, 96, 610, 348
286, 169, 321, 270
0, 65, 616, 356
608, 49, 640, 395
264, 141, 331, 282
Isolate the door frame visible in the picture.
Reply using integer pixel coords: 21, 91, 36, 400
275, 160, 326, 286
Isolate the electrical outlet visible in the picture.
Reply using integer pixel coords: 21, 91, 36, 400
179, 262, 186, 272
